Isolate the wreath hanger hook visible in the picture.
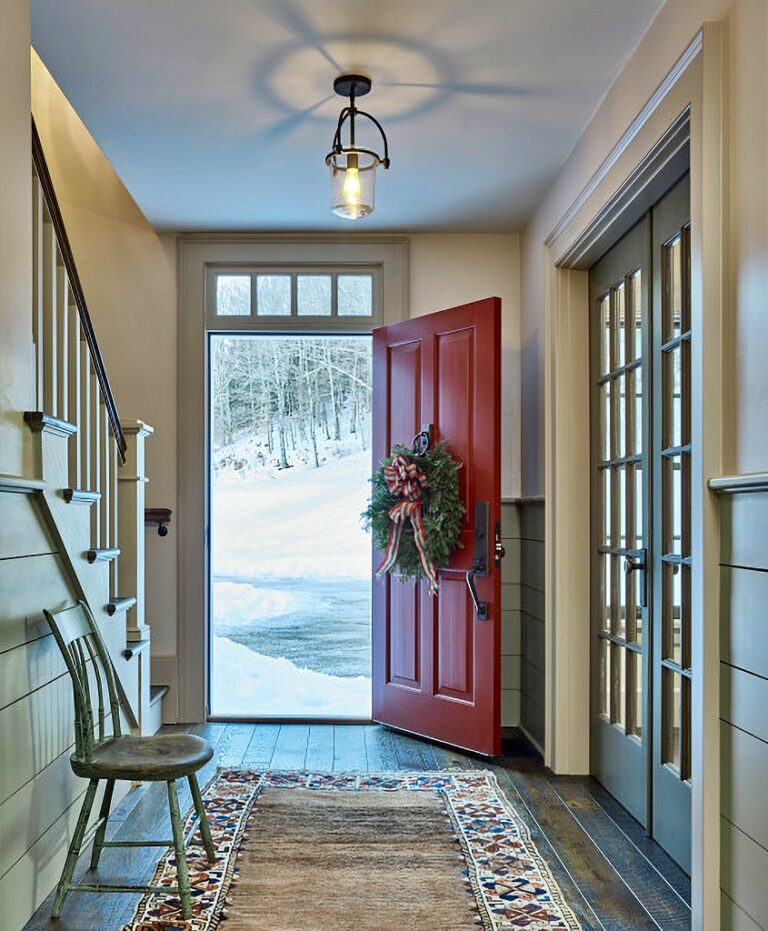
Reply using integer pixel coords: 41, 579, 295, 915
412, 423, 433, 455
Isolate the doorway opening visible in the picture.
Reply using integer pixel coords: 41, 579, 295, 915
208, 333, 372, 719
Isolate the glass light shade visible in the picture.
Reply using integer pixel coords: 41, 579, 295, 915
329, 153, 376, 219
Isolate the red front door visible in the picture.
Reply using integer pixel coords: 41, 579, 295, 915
371, 298, 502, 756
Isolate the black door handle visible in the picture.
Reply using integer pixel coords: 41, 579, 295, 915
466, 568, 489, 620
623, 549, 648, 608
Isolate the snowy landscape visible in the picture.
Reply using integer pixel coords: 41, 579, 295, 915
209, 335, 373, 718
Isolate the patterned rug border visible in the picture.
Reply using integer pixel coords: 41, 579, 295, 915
125, 768, 582, 931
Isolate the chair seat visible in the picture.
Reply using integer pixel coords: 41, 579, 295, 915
71, 733, 213, 782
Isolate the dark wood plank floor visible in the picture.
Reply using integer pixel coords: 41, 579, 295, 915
24, 724, 691, 931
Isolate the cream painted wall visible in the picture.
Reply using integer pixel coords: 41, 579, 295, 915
520, 0, 767, 495
31, 52, 179, 655
410, 233, 521, 500
0, 2, 34, 478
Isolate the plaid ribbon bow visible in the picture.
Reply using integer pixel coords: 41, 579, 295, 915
375, 454, 438, 594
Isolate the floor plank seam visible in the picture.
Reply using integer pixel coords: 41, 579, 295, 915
546, 780, 666, 930
586, 790, 692, 910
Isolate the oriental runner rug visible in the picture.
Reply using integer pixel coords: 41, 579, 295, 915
125, 770, 582, 931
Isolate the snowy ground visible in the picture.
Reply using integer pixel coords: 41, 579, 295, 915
210, 447, 373, 718
211, 636, 371, 718
212, 448, 372, 581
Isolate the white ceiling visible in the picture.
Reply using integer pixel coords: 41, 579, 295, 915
31, 0, 663, 232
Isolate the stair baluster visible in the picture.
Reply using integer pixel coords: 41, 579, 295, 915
56, 261, 69, 421
32, 173, 45, 410
42, 209, 58, 415
67, 302, 82, 483
90, 370, 101, 545
79, 337, 91, 490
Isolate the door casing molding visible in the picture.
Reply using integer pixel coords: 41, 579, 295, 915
541, 25, 724, 929
176, 234, 409, 726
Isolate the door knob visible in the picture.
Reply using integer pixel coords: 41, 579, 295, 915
623, 556, 644, 574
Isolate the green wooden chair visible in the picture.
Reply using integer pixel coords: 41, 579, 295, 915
45, 601, 216, 920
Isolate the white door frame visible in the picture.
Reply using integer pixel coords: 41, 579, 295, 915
541, 26, 724, 929
176, 234, 409, 725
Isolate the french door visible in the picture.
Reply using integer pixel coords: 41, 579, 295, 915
589, 175, 692, 871
371, 298, 502, 756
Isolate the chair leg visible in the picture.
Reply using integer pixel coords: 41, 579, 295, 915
52, 778, 99, 919
188, 773, 216, 864
167, 779, 192, 919
89, 779, 115, 870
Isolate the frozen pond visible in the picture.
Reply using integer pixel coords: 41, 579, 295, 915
213, 576, 371, 678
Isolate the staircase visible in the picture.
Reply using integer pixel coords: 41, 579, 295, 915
24, 118, 161, 736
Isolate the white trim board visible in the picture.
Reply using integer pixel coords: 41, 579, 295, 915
176, 236, 409, 724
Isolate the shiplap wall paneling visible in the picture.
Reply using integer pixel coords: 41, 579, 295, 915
520, 499, 545, 750
720, 664, 768, 753
720, 721, 768, 851
718, 487, 768, 929
0, 490, 129, 930
721, 820, 768, 928
500, 501, 522, 726
720, 566, 768, 677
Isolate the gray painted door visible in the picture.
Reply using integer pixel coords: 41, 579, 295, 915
589, 174, 691, 872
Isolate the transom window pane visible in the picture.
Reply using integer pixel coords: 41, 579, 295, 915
256, 275, 291, 316
216, 275, 251, 316
338, 275, 373, 316
297, 275, 332, 316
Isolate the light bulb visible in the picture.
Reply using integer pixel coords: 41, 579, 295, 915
330, 152, 374, 219
342, 165, 361, 205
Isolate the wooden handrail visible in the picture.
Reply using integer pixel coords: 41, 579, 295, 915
31, 117, 127, 462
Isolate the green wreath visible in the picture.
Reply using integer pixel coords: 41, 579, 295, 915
363, 442, 464, 585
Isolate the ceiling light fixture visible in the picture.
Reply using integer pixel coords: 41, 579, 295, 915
326, 74, 390, 220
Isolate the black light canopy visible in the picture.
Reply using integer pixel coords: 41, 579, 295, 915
325, 74, 390, 220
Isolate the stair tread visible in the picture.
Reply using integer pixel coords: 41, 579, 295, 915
107, 595, 137, 616
87, 547, 120, 564
63, 487, 101, 504
122, 639, 150, 659
150, 685, 170, 705
24, 411, 77, 436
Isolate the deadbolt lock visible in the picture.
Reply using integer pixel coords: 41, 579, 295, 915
494, 523, 505, 567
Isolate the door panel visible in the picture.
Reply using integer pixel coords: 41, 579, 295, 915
589, 215, 651, 828
372, 298, 501, 756
651, 174, 692, 873
436, 578, 473, 699
589, 174, 691, 871
389, 581, 419, 687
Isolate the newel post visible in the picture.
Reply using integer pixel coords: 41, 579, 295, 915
118, 420, 154, 642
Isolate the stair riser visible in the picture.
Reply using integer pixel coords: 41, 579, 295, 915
144, 694, 165, 736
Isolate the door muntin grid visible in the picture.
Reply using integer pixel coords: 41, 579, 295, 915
595, 267, 645, 740
658, 224, 692, 781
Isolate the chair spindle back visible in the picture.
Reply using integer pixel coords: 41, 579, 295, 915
44, 601, 121, 762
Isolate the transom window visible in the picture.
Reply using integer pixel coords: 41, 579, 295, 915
208, 266, 381, 326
